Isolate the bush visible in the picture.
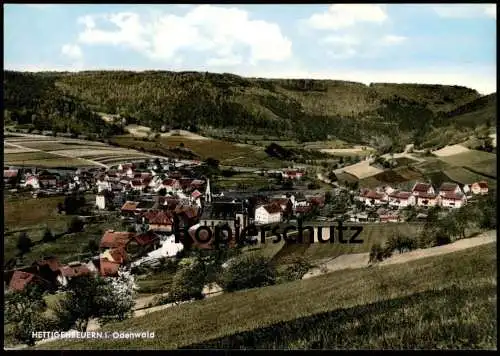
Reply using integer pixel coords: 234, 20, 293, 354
42, 228, 54, 243
16, 232, 32, 255
369, 243, 392, 263
163, 261, 206, 303
385, 234, 418, 254
68, 217, 84, 233
219, 255, 276, 292
280, 257, 312, 282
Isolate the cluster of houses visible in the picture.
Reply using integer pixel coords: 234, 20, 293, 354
357, 181, 488, 210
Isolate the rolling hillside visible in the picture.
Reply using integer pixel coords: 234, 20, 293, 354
37, 242, 496, 350
4, 70, 487, 147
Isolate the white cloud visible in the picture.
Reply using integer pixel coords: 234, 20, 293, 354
380, 35, 407, 45
61, 43, 83, 60
75, 5, 292, 65
306, 4, 388, 30
432, 4, 496, 19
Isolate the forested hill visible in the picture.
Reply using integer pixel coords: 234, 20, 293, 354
3, 70, 488, 144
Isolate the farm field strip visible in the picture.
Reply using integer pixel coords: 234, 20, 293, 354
444, 167, 496, 186
340, 161, 384, 179
46, 149, 145, 158
432, 144, 471, 157
438, 150, 496, 166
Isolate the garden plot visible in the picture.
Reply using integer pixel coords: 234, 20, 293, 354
46, 149, 142, 158
320, 146, 374, 156
433, 144, 470, 157
438, 149, 496, 167
340, 161, 384, 179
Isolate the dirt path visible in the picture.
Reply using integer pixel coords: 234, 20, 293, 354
302, 230, 496, 280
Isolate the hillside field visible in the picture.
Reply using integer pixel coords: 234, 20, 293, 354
37, 242, 496, 350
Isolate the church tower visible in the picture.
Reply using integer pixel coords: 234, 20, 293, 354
205, 178, 212, 203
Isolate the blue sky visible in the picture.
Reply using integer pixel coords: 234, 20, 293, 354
4, 4, 497, 94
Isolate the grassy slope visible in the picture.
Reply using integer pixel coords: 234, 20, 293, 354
38, 242, 496, 350
4, 195, 123, 262
272, 223, 423, 264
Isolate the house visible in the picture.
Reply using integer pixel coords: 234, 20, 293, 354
3, 169, 18, 184
282, 169, 305, 180
463, 184, 471, 195
142, 210, 173, 232
156, 178, 181, 192
130, 179, 147, 191
101, 247, 129, 264
377, 208, 400, 223
270, 198, 290, 211
8, 270, 48, 292
415, 192, 440, 207
388, 191, 415, 208
99, 258, 121, 277
440, 192, 467, 209
199, 201, 244, 231
99, 230, 135, 250
23, 175, 40, 189
471, 181, 488, 195
254, 203, 282, 225
308, 196, 326, 208
96, 176, 111, 192
358, 190, 387, 206
126, 232, 161, 257
439, 182, 462, 197
121, 201, 140, 216
411, 182, 435, 196
57, 262, 93, 287
96, 192, 107, 210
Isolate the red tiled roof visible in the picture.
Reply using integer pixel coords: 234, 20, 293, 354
477, 181, 488, 189
133, 233, 159, 246
60, 265, 92, 278
131, 179, 144, 187
175, 205, 199, 219
100, 230, 135, 249
99, 259, 121, 277
9, 270, 36, 291
263, 203, 282, 214
295, 206, 311, 213
271, 198, 289, 206
442, 192, 465, 200
390, 191, 412, 199
191, 190, 202, 199
143, 210, 173, 225
121, 201, 140, 212
108, 247, 128, 264
413, 183, 432, 192
439, 182, 459, 192
4, 170, 18, 178
162, 179, 177, 186
191, 180, 205, 187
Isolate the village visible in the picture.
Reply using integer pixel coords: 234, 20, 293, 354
3, 157, 490, 295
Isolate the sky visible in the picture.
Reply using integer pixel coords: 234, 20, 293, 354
4, 3, 497, 94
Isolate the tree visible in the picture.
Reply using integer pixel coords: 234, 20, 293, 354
369, 243, 392, 263
4, 285, 56, 346
83, 239, 99, 255
55, 271, 137, 332
42, 228, 54, 243
164, 260, 207, 303
68, 217, 84, 233
219, 255, 276, 292
158, 188, 167, 196
16, 232, 32, 256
